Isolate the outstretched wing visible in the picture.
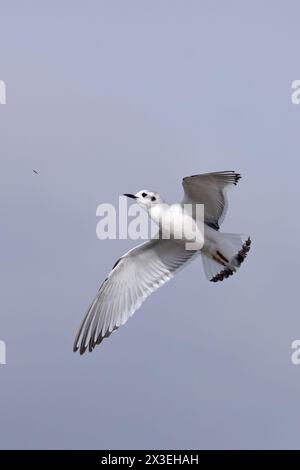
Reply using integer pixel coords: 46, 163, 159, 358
74, 239, 198, 354
182, 171, 241, 230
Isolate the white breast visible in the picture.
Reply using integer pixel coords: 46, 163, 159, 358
150, 204, 204, 250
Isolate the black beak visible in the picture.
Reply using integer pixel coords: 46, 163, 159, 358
123, 193, 137, 199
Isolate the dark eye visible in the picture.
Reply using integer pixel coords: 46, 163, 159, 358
151, 196, 156, 202
142, 192, 147, 197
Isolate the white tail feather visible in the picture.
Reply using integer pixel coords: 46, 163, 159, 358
201, 233, 251, 282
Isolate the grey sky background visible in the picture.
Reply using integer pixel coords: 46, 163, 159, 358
1, 0, 300, 449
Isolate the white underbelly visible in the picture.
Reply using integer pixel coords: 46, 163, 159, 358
159, 206, 204, 250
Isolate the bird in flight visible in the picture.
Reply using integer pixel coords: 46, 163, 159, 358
32, 169, 39, 175
74, 171, 251, 354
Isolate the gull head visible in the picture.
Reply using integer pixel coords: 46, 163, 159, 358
124, 190, 164, 210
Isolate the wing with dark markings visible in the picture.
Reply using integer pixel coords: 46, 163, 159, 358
74, 238, 198, 354
182, 171, 241, 229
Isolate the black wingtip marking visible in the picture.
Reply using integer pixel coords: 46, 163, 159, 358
112, 258, 121, 270
184, 170, 242, 185
234, 173, 242, 185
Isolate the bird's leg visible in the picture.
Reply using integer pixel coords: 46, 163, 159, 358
212, 252, 228, 267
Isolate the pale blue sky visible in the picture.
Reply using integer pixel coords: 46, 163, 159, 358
1, 0, 300, 449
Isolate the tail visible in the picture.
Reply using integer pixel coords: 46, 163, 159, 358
202, 233, 251, 282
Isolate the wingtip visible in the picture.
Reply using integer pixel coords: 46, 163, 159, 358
234, 172, 242, 185
225, 170, 242, 185
73, 340, 88, 355
183, 170, 242, 185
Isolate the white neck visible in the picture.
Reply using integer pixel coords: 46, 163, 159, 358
149, 203, 169, 226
